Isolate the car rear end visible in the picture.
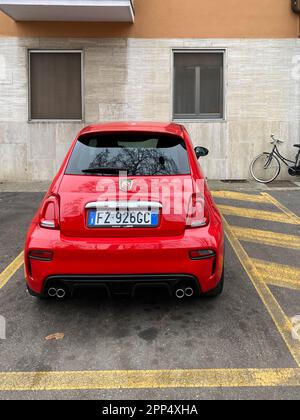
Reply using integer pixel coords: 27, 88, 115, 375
25, 123, 224, 299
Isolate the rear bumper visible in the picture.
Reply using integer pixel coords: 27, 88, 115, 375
42, 274, 200, 298
25, 224, 224, 296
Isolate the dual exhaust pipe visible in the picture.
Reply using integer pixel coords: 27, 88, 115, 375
48, 287, 67, 299
48, 285, 193, 300
175, 286, 194, 299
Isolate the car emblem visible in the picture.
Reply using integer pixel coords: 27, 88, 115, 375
119, 179, 134, 192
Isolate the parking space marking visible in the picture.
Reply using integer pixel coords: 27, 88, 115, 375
0, 368, 299, 391
212, 191, 269, 203
222, 216, 300, 367
218, 205, 296, 224
231, 226, 300, 250
0, 252, 24, 290
262, 193, 300, 225
252, 259, 300, 291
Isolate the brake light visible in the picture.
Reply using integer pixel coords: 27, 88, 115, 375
186, 193, 210, 228
39, 195, 60, 230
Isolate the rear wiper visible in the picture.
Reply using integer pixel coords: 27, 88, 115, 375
81, 167, 127, 175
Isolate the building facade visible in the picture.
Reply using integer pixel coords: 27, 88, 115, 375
0, 0, 299, 181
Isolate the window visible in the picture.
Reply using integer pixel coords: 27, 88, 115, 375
29, 51, 83, 121
66, 133, 191, 176
173, 51, 224, 120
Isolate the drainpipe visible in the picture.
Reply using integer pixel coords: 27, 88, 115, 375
291, 0, 300, 36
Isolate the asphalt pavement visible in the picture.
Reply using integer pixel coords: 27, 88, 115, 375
0, 182, 299, 400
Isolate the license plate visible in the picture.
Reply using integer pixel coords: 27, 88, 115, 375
88, 210, 159, 228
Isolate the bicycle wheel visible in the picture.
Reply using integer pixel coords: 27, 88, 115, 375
250, 153, 281, 184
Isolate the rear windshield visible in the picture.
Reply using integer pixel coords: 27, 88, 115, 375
66, 133, 191, 176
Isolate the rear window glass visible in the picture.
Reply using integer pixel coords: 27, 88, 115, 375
66, 133, 191, 176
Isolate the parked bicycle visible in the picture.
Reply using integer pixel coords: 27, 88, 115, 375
250, 135, 300, 184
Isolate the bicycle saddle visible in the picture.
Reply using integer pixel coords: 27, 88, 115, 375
294, 144, 300, 149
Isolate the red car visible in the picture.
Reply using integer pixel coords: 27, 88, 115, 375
25, 122, 224, 300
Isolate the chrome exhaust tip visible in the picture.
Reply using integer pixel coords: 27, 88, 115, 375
56, 288, 66, 299
48, 288, 57, 298
185, 287, 194, 298
175, 288, 185, 299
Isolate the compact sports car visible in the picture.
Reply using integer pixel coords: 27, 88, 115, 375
25, 122, 224, 300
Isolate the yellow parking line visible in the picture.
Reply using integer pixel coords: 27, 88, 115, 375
252, 259, 300, 291
219, 205, 297, 224
223, 216, 300, 367
262, 193, 300, 225
0, 252, 24, 290
212, 191, 269, 203
0, 368, 299, 391
232, 226, 300, 250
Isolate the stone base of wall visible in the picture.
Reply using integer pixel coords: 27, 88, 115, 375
0, 37, 299, 181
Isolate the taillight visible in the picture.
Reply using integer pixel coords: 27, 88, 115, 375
186, 193, 210, 228
28, 250, 53, 261
27, 250, 53, 276
189, 250, 216, 260
39, 195, 60, 230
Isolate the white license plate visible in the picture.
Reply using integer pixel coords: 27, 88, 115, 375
88, 210, 159, 228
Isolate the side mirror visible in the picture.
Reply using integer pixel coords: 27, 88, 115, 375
194, 146, 209, 159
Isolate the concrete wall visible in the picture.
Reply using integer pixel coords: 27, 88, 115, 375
0, 37, 300, 181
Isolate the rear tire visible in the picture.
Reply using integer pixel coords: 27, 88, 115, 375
202, 270, 224, 298
250, 152, 281, 184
